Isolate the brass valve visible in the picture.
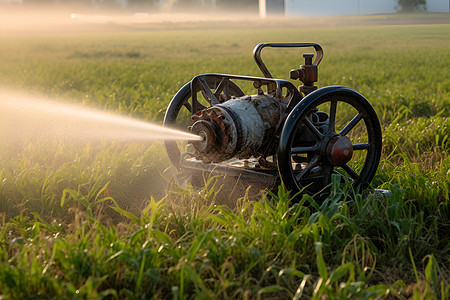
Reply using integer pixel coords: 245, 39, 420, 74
290, 53, 318, 95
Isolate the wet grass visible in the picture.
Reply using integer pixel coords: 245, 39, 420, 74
0, 19, 449, 298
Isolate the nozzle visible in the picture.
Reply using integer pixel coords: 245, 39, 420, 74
189, 120, 218, 153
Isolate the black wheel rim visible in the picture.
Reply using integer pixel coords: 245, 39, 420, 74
277, 86, 382, 199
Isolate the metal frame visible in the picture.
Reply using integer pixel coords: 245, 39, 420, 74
164, 42, 382, 198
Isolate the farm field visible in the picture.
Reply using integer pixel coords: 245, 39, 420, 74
0, 14, 449, 298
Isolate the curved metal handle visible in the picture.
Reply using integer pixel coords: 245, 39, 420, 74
253, 42, 324, 79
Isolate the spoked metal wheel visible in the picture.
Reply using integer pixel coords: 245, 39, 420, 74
277, 86, 382, 199
163, 77, 244, 169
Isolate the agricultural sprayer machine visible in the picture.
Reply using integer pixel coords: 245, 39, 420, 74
164, 43, 382, 199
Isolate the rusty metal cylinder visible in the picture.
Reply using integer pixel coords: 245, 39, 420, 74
190, 94, 284, 163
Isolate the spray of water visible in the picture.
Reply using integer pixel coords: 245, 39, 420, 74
0, 89, 201, 143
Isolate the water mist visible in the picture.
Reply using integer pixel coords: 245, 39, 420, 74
0, 90, 201, 143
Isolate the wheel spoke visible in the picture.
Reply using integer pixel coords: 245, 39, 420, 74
342, 164, 359, 180
303, 118, 323, 140
214, 78, 230, 100
198, 77, 220, 105
339, 112, 363, 136
322, 164, 333, 186
353, 143, 370, 150
292, 144, 320, 154
192, 92, 207, 114
183, 101, 192, 112
329, 100, 337, 133
294, 155, 320, 181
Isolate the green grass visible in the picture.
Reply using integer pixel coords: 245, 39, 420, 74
0, 17, 449, 298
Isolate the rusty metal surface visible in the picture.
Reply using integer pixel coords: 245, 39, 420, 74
189, 94, 285, 164
290, 53, 319, 96
190, 107, 236, 163
180, 156, 279, 189
188, 74, 300, 166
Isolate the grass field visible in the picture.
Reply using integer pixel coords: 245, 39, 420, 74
0, 13, 449, 299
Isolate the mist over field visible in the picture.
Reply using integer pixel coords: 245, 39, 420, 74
1, 0, 449, 34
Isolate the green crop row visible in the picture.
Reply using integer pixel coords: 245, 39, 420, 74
1, 180, 448, 299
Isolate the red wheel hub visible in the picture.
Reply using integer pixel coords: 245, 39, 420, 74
326, 135, 353, 166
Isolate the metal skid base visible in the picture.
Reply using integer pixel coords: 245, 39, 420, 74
178, 154, 391, 205
181, 156, 278, 187
177, 156, 280, 204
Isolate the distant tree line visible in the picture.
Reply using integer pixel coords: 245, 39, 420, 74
396, 0, 427, 12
